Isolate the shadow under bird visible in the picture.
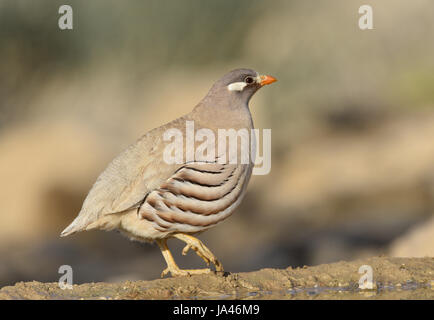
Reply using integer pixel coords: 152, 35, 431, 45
61, 68, 277, 277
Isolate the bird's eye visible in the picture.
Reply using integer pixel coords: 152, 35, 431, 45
244, 76, 255, 84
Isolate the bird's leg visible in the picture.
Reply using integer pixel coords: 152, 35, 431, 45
156, 238, 211, 277
173, 233, 224, 272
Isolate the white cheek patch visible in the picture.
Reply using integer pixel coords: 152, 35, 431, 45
227, 82, 248, 91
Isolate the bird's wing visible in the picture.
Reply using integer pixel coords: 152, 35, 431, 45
61, 119, 185, 236
137, 161, 251, 234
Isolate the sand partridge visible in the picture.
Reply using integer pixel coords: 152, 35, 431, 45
61, 68, 277, 277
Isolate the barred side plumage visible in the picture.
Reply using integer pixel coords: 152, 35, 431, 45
138, 161, 251, 234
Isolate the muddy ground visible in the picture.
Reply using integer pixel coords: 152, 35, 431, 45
1, 257, 433, 299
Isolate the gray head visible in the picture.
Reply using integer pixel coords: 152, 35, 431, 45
205, 68, 277, 105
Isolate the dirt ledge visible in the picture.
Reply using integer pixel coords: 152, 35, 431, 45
1, 257, 433, 299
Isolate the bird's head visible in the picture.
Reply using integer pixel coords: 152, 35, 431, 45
208, 68, 277, 104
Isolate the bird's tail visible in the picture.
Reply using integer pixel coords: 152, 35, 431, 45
60, 215, 86, 237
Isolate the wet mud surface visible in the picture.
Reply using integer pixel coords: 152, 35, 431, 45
1, 257, 433, 300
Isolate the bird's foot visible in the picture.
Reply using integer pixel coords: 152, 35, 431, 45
178, 236, 224, 272
161, 266, 211, 278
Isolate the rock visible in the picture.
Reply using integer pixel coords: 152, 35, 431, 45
390, 216, 434, 257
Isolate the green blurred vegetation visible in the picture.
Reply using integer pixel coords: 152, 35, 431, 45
0, 0, 266, 126
1, 0, 434, 130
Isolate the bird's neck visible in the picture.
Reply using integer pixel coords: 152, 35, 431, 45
190, 99, 253, 131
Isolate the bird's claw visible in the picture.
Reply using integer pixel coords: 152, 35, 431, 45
161, 268, 170, 278
181, 244, 192, 256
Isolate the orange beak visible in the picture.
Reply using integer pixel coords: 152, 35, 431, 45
259, 75, 277, 86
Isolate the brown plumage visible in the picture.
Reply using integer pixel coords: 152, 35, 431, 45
61, 68, 276, 277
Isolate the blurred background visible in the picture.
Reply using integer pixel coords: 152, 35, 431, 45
1, 0, 434, 286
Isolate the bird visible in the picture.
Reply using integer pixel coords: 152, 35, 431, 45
61, 68, 277, 277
